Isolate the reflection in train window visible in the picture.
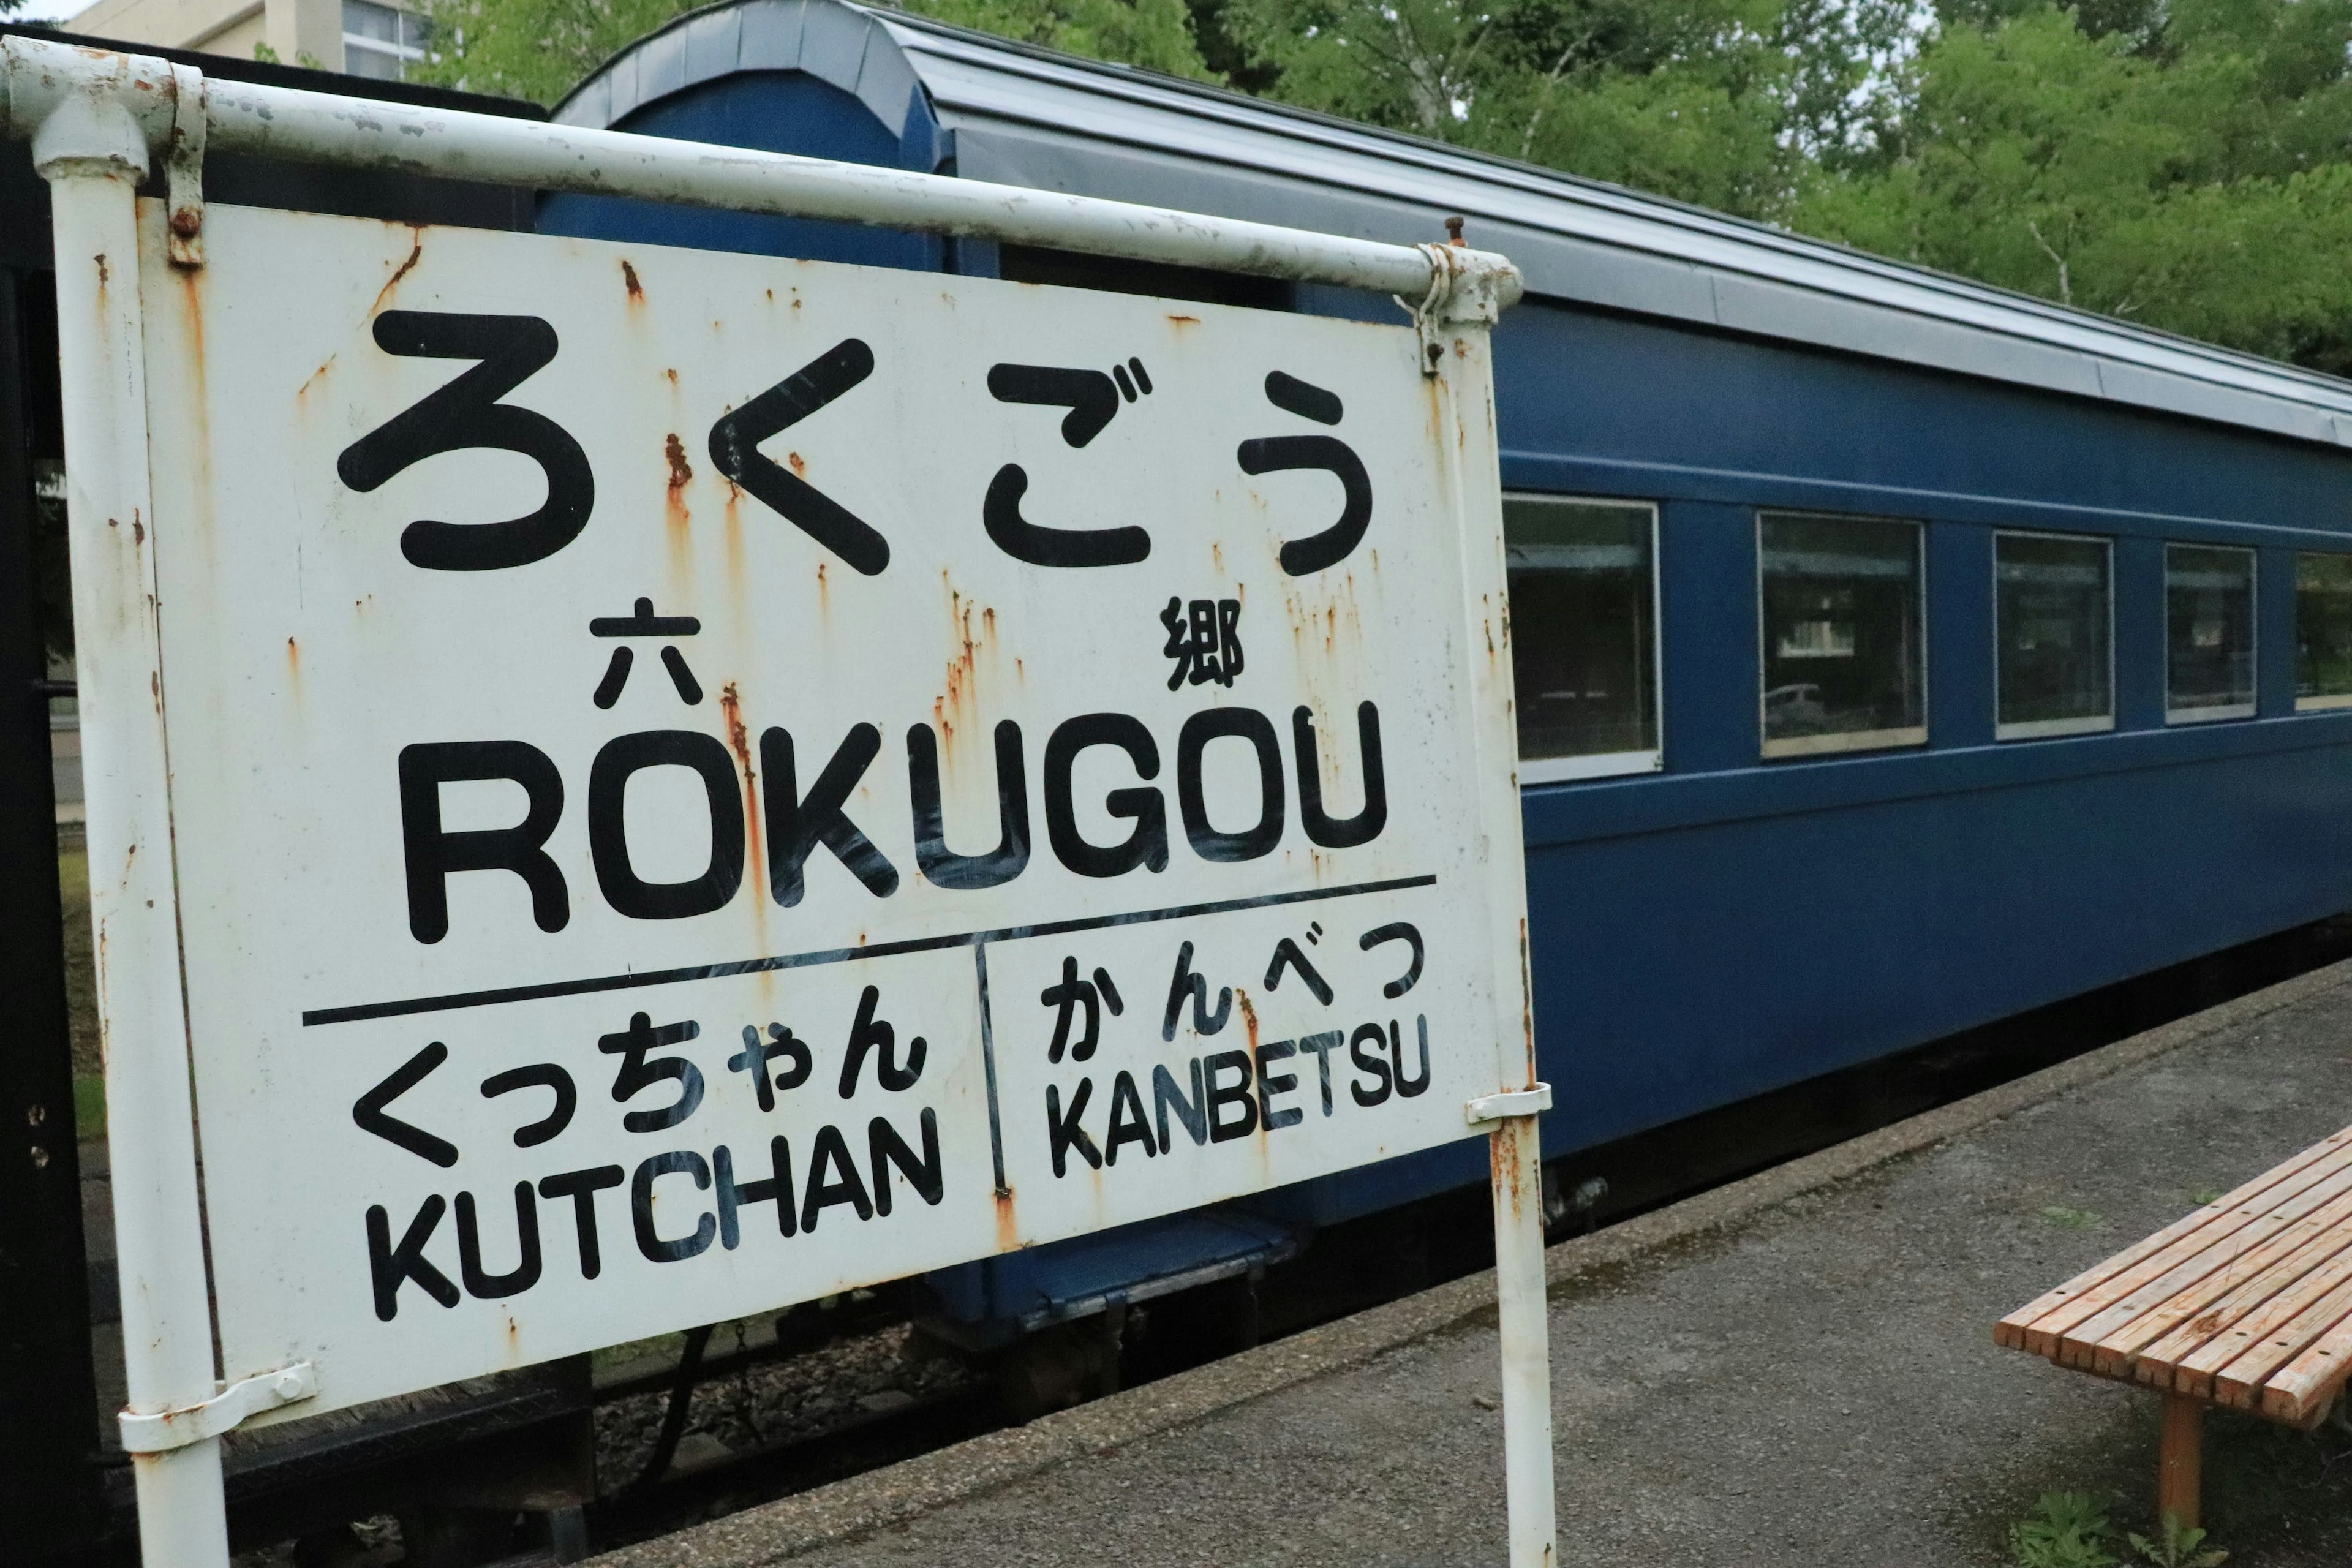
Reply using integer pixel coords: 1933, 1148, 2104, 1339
1502, 496, 1660, 783
2166, 543, 2257, 723
1996, 532, 2113, 740
2296, 553, 2352, 711
1758, 512, 1926, 758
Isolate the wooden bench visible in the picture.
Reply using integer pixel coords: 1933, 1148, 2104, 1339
1997, 1123, 2352, 1529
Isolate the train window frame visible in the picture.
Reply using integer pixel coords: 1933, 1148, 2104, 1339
1992, 529, 2116, 742
2164, 541, 2258, 726
1502, 493, 1664, 786
2294, 551, 2352, 712
1755, 510, 1929, 761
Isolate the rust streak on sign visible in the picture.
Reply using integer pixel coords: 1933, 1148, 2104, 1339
366, 232, 424, 320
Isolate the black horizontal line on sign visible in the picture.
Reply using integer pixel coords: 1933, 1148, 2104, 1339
301, 873, 1439, 1028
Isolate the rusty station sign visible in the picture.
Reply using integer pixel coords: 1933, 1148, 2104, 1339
139, 204, 1530, 1418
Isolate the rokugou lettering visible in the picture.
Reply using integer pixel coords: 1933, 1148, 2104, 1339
398, 703, 1388, 940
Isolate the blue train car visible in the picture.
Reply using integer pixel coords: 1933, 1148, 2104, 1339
542, 0, 2352, 1352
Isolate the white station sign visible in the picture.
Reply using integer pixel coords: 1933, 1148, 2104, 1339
134, 202, 1530, 1419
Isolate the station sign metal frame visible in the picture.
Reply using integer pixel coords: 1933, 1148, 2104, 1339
2, 37, 1551, 1567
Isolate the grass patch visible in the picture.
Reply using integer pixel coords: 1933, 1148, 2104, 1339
58, 838, 99, 1079
73, 1074, 104, 1141
2010, 1491, 2119, 1566
2041, 1205, 2104, 1229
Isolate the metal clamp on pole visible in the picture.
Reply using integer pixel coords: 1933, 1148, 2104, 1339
1406, 239, 1520, 376
119, 1363, 320, 1454
1466, 1083, 1554, 1129
163, 60, 207, 269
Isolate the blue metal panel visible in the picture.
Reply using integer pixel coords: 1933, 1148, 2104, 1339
923, 1208, 1298, 1335
536, 72, 944, 268
1521, 739, 2352, 1149
1492, 305, 2352, 537
2261, 546, 2299, 717
1657, 502, 1759, 774
2116, 537, 2167, 729
1929, 522, 1995, 751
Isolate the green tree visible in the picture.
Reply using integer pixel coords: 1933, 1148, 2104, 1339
1795, 0, 2352, 371
897, 0, 1211, 75
415, 0, 1208, 101
414, 0, 701, 100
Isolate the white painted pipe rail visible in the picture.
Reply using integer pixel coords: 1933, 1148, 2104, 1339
2, 36, 1523, 314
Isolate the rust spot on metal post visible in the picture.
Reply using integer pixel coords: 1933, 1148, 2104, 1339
622, 258, 645, 303
995, 1188, 1020, 1250
665, 433, 693, 492
786, 452, 806, 478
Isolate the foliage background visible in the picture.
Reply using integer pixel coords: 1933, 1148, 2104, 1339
409, 0, 2352, 372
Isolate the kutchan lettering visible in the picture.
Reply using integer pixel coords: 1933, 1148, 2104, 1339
360, 986, 947, 1321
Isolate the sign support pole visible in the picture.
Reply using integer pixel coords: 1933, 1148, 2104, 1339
32, 71, 234, 1568
1485, 1101, 1558, 1568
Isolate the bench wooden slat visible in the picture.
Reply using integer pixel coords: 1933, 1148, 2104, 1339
2044, 1161, 2352, 1366
2080, 1183, 2352, 1376
2250, 1305, 2352, 1426
2143, 1227, 2352, 1398
2198, 1268, 2352, 1413
1997, 1129, 2352, 1355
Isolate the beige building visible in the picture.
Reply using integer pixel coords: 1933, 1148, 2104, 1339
63, 0, 424, 79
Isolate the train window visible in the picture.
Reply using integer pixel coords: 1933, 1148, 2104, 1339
2296, 553, 2352, 710
1995, 532, 2113, 740
1503, 496, 1660, 782
1757, 512, 1926, 758
2165, 543, 2257, 723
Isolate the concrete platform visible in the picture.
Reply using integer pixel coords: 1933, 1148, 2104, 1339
592, 960, 2352, 1567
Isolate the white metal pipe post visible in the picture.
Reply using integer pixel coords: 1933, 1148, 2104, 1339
4, 37, 1545, 1567
25, 54, 233, 1568
1492, 1111, 1557, 1567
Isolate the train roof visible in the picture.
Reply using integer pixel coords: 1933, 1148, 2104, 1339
556, 0, 2352, 451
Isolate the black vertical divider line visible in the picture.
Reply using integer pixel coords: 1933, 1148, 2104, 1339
975, 941, 1008, 1197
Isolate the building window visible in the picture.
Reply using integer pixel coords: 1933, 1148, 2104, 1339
1503, 496, 1659, 783
1758, 511, 1926, 758
342, 0, 424, 80
2165, 543, 2256, 723
1995, 532, 2113, 740
2296, 553, 2352, 711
